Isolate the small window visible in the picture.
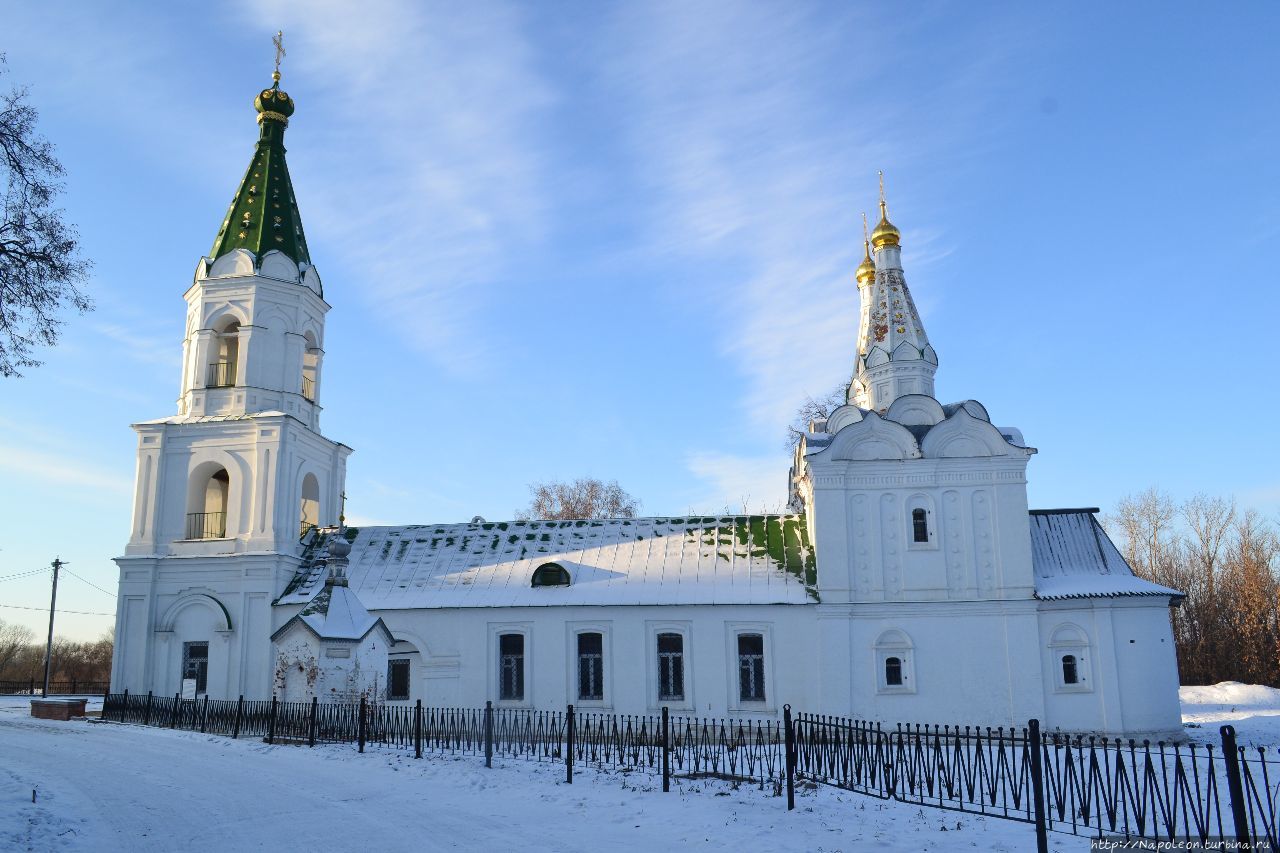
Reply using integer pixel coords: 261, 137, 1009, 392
387, 659, 411, 700
499, 633, 524, 700
737, 634, 766, 702
182, 642, 209, 694
911, 508, 928, 543
1062, 655, 1078, 685
657, 633, 684, 702
577, 632, 604, 701
531, 563, 571, 587
885, 656, 903, 686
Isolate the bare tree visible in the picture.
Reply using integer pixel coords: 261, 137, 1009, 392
0, 617, 34, 679
0, 55, 92, 377
517, 477, 640, 520
785, 382, 848, 449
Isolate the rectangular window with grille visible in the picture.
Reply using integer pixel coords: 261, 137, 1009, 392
182, 641, 209, 694
737, 633, 765, 702
657, 633, 684, 701
499, 633, 524, 701
387, 658, 411, 700
577, 632, 604, 701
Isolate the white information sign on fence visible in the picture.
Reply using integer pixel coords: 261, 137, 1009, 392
181, 679, 197, 700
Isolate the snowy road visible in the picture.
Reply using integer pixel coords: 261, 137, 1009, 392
0, 707, 1089, 853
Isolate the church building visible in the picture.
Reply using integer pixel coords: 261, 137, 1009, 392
110, 67, 1186, 739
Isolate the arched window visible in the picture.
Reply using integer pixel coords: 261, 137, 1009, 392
299, 473, 320, 539
302, 331, 319, 402
885, 656, 903, 686
1062, 654, 1078, 685
911, 508, 929, 543
531, 562, 571, 587
207, 319, 240, 388
1049, 624, 1091, 692
186, 465, 229, 539
875, 629, 915, 693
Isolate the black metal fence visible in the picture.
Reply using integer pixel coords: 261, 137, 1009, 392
791, 712, 1279, 850
100, 693, 1277, 851
0, 679, 109, 695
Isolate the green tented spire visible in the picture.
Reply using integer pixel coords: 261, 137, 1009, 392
209, 77, 310, 266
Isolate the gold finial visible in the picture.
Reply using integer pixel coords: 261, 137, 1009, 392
856, 211, 876, 285
871, 170, 901, 248
338, 489, 347, 526
272, 30, 286, 83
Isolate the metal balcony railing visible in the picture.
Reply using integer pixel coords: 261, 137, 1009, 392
301, 374, 316, 401
206, 361, 236, 388
185, 511, 227, 540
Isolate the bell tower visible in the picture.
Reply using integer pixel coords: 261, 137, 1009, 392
112, 39, 351, 700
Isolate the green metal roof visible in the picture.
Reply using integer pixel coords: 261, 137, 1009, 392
209, 82, 310, 266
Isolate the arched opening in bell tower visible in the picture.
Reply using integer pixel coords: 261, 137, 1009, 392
207, 319, 240, 388
301, 331, 319, 401
299, 472, 319, 539
186, 463, 230, 539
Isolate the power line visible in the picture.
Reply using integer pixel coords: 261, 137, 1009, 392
0, 568, 48, 583
63, 568, 116, 598
0, 602, 114, 617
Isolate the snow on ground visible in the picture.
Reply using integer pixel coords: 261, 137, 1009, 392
0, 698, 1085, 853
3, 685, 1279, 852
1180, 681, 1280, 747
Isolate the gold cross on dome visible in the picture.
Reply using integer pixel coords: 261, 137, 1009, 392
339, 490, 347, 526
272, 31, 286, 81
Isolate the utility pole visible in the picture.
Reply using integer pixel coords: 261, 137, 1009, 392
41, 558, 64, 698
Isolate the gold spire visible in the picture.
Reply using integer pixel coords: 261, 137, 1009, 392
870, 170, 901, 248
855, 211, 876, 286
272, 30, 286, 83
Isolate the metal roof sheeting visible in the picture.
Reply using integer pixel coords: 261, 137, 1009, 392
1029, 510, 1183, 601
277, 516, 817, 610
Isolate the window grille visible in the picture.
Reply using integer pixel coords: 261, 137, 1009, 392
499, 634, 524, 701
577, 632, 604, 701
1062, 654, 1079, 685
737, 634, 765, 702
911, 508, 929, 543
387, 659, 411, 700
885, 656, 903, 686
657, 633, 684, 701
182, 642, 209, 694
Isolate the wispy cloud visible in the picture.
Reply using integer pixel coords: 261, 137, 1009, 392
684, 450, 788, 515
0, 443, 131, 497
235, 0, 557, 375
592, 1, 1033, 436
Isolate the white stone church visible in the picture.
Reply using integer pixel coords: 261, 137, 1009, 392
110, 71, 1186, 739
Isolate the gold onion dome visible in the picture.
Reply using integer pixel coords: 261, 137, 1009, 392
870, 199, 900, 248
855, 212, 876, 285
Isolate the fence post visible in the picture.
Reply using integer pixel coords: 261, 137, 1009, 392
783, 705, 796, 811
71, 677, 77, 695
662, 706, 671, 793
1026, 719, 1048, 853
267, 695, 279, 744
170, 692, 181, 728
308, 696, 318, 748
1220, 724, 1252, 845
117, 688, 128, 723
143, 691, 154, 726
414, 699, 423, 759
566, 704, 575, 784
358, 696, 367, 753
232, 695, 244, 739
200, 694, 209, 733
484, 701, 494, 768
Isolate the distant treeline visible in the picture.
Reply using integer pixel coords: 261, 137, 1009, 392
1107, 489, 1280, 687
0, 621, 112, 686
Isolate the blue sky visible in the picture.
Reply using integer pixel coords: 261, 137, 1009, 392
2, 0, 1277, 640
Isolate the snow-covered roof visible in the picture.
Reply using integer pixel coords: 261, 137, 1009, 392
1029, 509, 1183, 601
277, 516, 817, 610
271, 582, 391, 642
